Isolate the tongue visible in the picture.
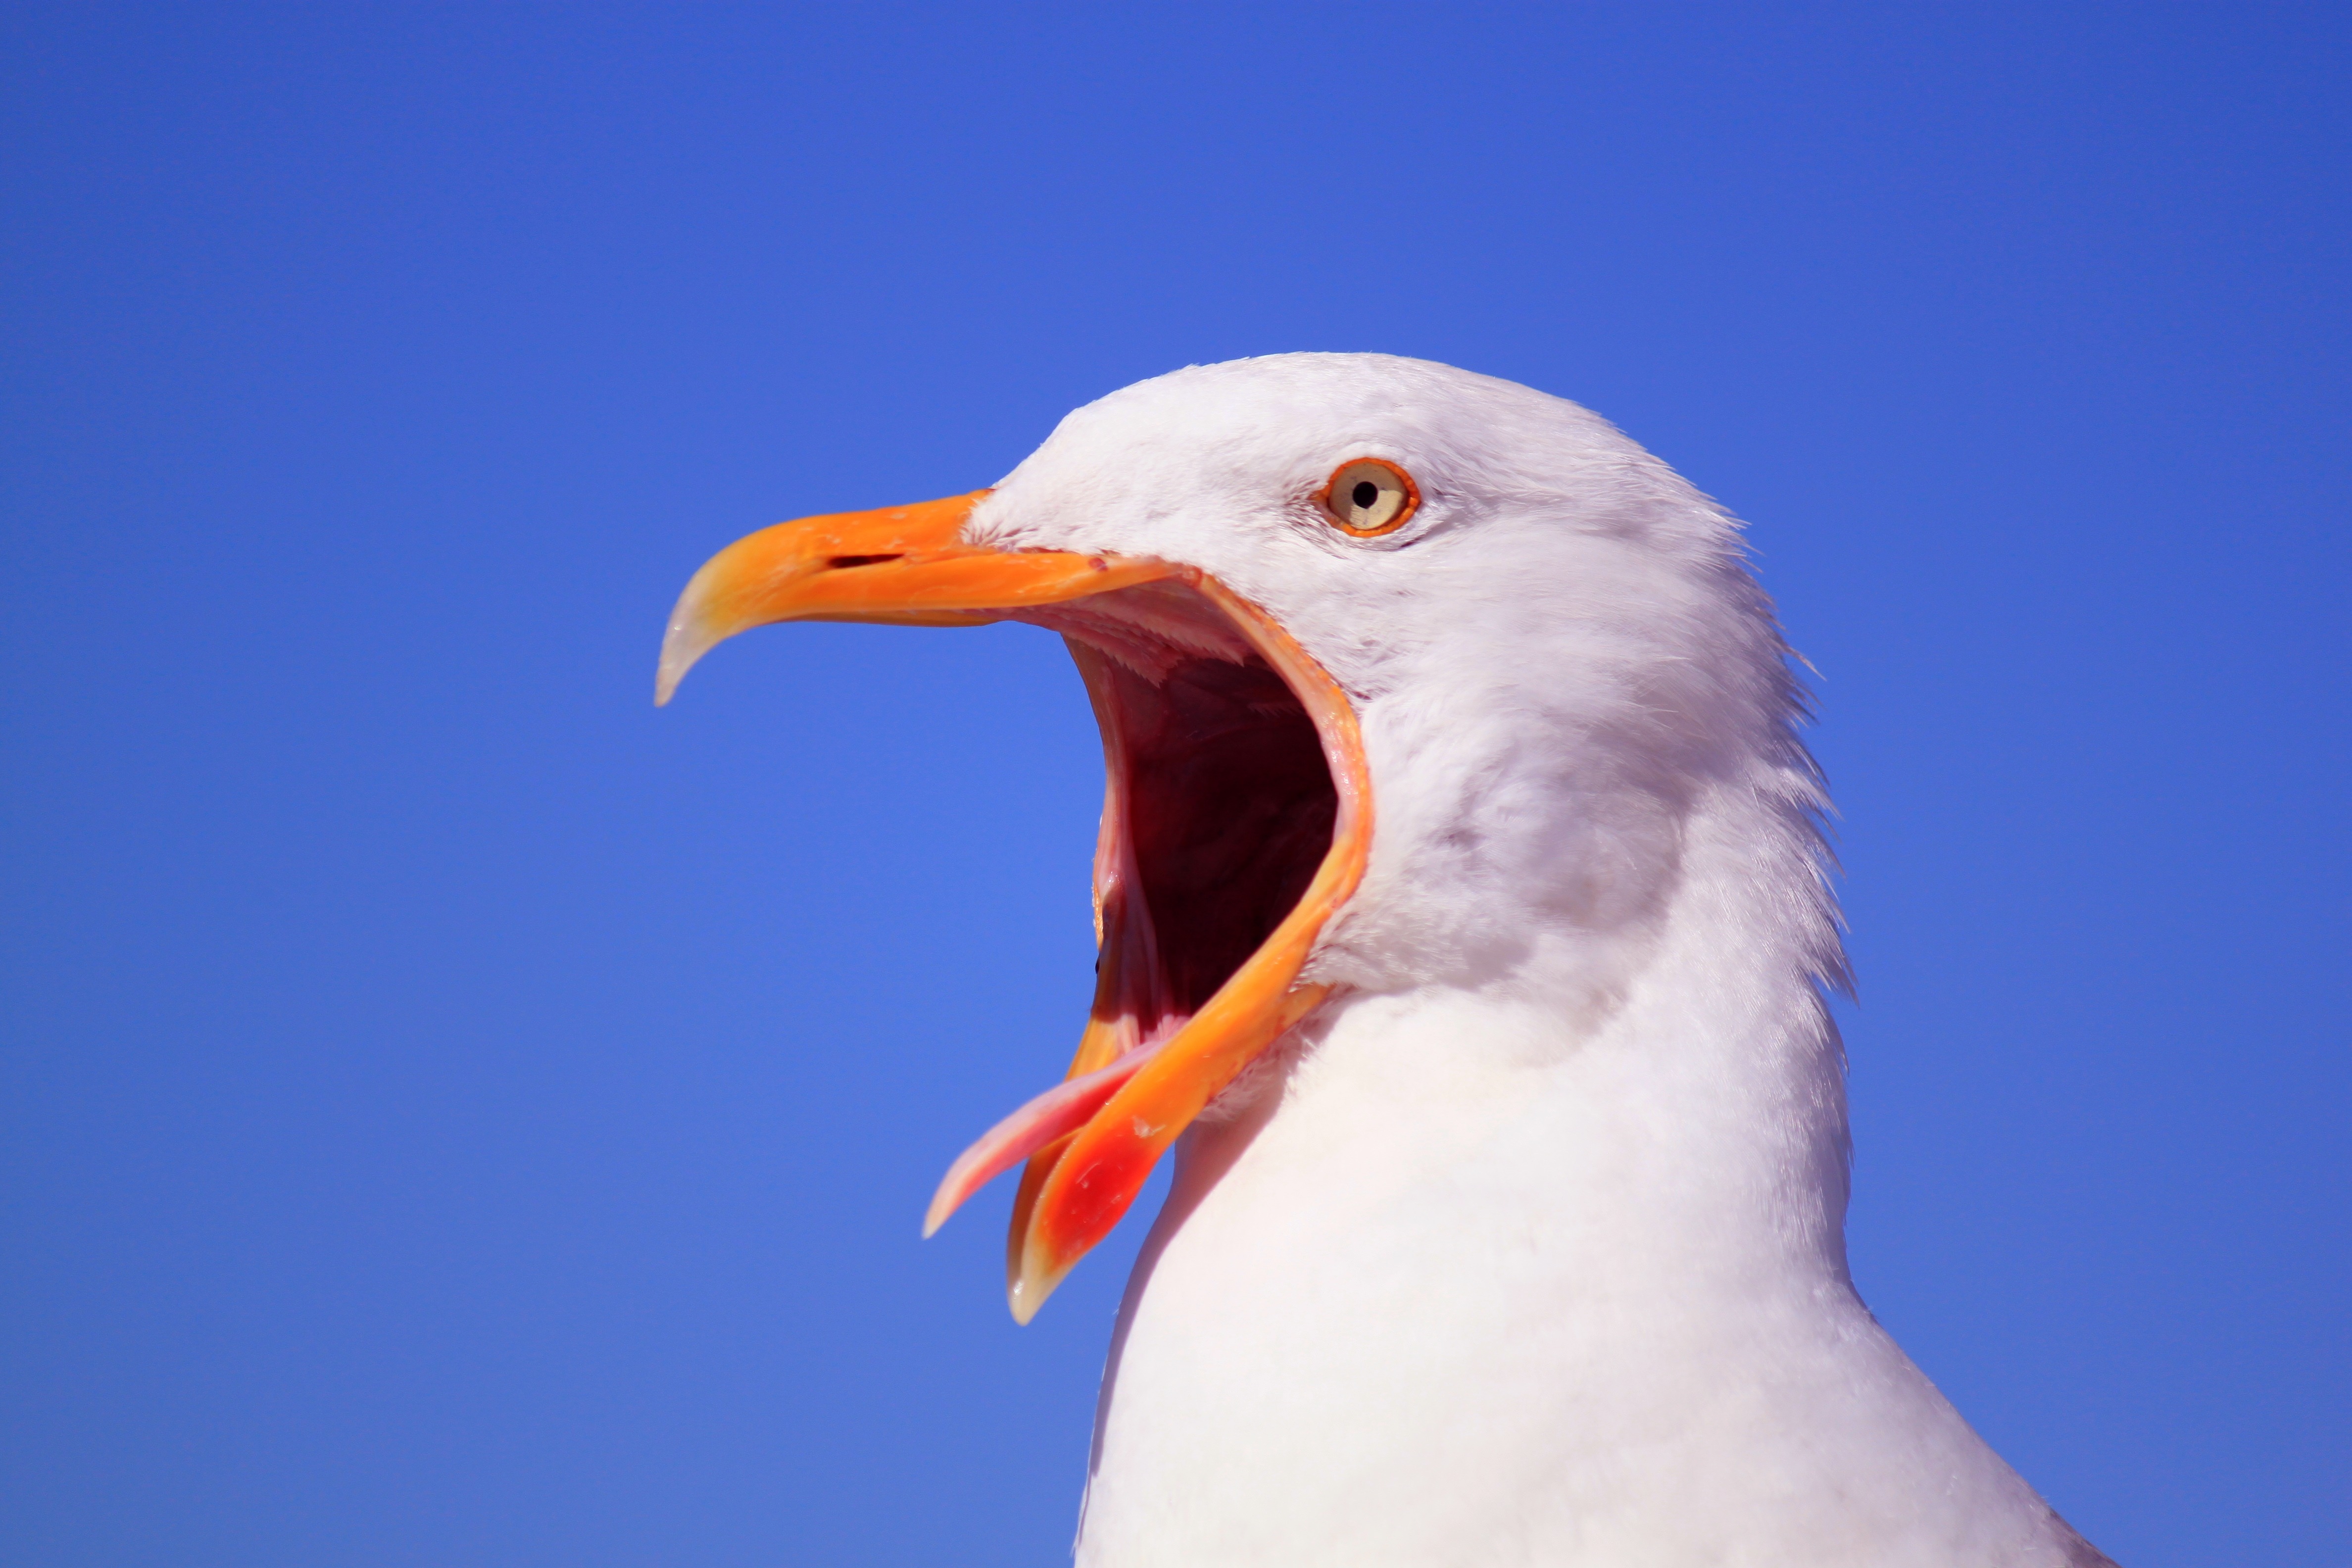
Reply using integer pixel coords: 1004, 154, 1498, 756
922, 1042, 1169, 1237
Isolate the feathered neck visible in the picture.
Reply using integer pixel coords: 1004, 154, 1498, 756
1070, 775, 2092, 1567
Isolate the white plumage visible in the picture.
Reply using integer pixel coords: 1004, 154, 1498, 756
665, 353, 2115, 1565
978, 356, 2109, 1566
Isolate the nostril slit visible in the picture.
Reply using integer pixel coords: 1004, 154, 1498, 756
826, 554, 902, 569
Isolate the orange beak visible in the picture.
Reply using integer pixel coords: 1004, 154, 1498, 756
657, 490, 1371, 1321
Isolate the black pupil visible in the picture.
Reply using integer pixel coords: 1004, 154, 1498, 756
1351, 481, 1379, 509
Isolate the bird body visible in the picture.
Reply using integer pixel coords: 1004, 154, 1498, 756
660, 353, 2116, 1566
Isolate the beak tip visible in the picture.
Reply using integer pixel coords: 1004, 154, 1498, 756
1006, 1252, 1069, 1325
654, 617, 715, 708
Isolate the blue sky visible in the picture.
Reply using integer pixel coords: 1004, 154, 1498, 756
3, 4, 2345, 1564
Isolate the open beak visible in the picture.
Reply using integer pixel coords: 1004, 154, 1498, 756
657, 490, 1371, 1321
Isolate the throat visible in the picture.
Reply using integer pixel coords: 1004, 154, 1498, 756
1081, 807, 1867, 1558
1109, 784, 1860, 1408
1200, 853, 1854, 1289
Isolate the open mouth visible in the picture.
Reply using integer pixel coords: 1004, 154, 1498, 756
924, 576, 1344, 1252
1069, 593, 1340, 1057
655, 493, 1370, 1318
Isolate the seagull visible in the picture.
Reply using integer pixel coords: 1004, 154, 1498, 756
656, 354, 2118, 1567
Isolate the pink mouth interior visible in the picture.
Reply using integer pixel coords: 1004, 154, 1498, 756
923, 579, 1337, 1232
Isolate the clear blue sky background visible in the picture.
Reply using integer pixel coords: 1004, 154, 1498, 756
4, 5, 2345, 1565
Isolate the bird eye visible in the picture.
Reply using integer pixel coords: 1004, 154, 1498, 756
1320, 458, 1418, 537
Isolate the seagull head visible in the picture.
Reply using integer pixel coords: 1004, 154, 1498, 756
657, 352, 1812, 1320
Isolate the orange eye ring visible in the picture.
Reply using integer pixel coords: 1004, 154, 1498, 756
1317, 457, 1420, 538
